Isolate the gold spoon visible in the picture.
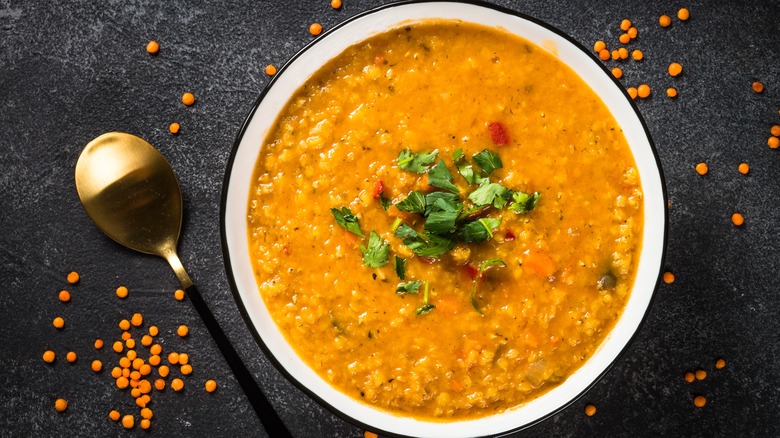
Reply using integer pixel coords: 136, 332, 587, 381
75, 132, 291, 436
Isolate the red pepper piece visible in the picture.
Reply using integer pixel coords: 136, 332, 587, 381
462, 264, 479, 280
372, 180, 385, 199
505, 229, 516, 241
488, 122, 510, 146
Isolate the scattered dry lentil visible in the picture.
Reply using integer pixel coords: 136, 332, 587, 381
752, 81, 764, 93
619, 33, 630, 44
53, 317, 65, 329
181, 92, 195, 106
265, 64, 277, 76
154, 379, 166, 390
43, 350, 56, 363
112, 341, 124, 353
171, 378, 184, 391
109, 410, 121, 421
637, 84, 651, 98
632, 49, 644, 61
627, 87, 638, 99
667, 87, 678, 98
169, 122, 180, 135
618, 47, 629, 60
140, 419, 151, 430
331, 0, 342, 9
205, 379, 217, 393
94, 339, 104, 350
738, 163, 750, 175
768, 136, 779, 149
593, 40, 606, 52
178, 353, 189, 365
620, 19, 631, 31
771, 125, 780, 137
659, 15, 671, 27
695, 369, 707, 381
158, 365, 170, 378
177, 325, 189, 337
598, 49, 610, 61
131, 313, 143, 327
732, 212, 744, 226
58, 290, 71, 302
55, 398, 68, 412
715, 358, 726, 369
668, 62, 683, 77
627, 27, 638, 39
611, 49, 620, 61
695, 162, 708, 175
149, 326, 159, 337
119, 319, 130, 331
146, 40, 159, 55
612, 67, 623, 79
116, 286, 128, 299
309, 23, 323, 36
364, 432, 378, 438
181, 364, 193, 375
684, 371, 695, 383
122, 414, 135, 429
67, 271, 80, 284
174, 289, 185, 301
678, 8, 690, 21
585, 404, 597, 416
66, 351, 77, 363
663, 271, 675, 284
693, 395, 706, 408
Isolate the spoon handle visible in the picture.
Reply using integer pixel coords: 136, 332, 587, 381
185, 285, 293, 437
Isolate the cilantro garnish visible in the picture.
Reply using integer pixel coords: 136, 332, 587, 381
453, 148, 475, 184
470, 258, 507, 314
457, 218, 501, 243
360, 231, 389, 268
395, 224, 456, 258
472, 149, 503, 175
397, 149, 438, 173
379, 195, 392, 211
467, 182, 512, 209
423, 211, 459, 235
427, 160, 459, 193
509, 191, 542, 214
416, 282, 435, 315
396, 281, 422, 295
394, 256, 406, 280
395, 191, 426, 214
330, 207, 364, 238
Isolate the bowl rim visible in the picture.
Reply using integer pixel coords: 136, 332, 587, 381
219, 1, 668, 436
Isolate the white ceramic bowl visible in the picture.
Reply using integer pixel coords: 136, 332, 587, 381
221, 2, 667, 437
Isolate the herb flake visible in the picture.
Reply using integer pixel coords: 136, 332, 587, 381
330, 207, 364, 238
397, 149, 438, 173
360, 231, 389, 268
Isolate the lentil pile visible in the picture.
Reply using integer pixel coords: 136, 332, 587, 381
44, 271, 218, 430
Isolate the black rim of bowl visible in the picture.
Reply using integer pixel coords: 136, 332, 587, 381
219, 1, 669, 437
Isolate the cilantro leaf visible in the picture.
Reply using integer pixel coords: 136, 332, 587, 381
424, 210, 459, 235
416, 303, 436, 315
427, 160, 459, 194
394, 256, 406, 280
396, 281, 422, 295
395, 224, 457, 258
458, 218, 501, 243
397, 149, 438, 173
360, 231, 389, 268
395, 191, 426, 214
472, 149, 503, 175
379, 195, 392, 211
470, 258, 507, 314
509, 191, 542, 214
453, 148, 475, 184
330, 207, 364, 238
468, 182, 512, 208
424, 192, 461, 215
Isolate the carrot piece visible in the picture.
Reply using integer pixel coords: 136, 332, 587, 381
524, 250, 556, 277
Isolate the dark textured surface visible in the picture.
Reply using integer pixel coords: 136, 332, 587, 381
1, 0, 779, 437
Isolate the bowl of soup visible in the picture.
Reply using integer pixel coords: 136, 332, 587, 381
221, 2, 666, 436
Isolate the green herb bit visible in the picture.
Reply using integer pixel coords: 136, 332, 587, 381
379, 195, 392, 211
395, 191, 426, 214
330, 207, 364, 238
468, 182, 512, 209
394, 256, 406, 280
424, 192, 461, 215
453, 148, 475, 184
470, 258, 507, 314
390, 217, 403, 232
509, 191, 542, 214
396, 280, 422, 295
416, 303, 435, 315
457, 218, 501, 243
397, 148, 438, 173
360, 231, 390, 268
395, 224, 456, 258
472, 149, 503, 175
423, 210, 459, 235
427, 160, 459, 194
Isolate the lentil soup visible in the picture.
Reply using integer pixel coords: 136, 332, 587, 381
247, 21, 643, 419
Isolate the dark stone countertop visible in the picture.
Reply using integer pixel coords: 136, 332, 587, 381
1, 0, 779, 437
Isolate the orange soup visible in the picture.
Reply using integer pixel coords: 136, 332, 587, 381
247, 21, 643, 419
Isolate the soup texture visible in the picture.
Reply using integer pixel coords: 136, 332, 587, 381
247, 21, 643, 419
